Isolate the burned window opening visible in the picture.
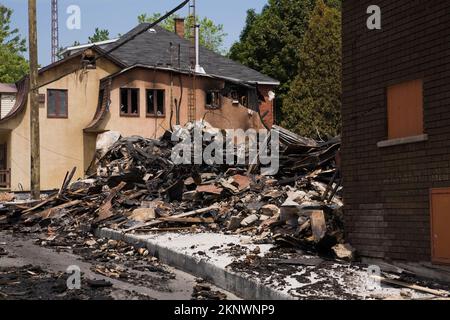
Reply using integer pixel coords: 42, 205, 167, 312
221, 83, 259, 111
120, 88, 139, 116
146, 89, 165, 117
206, 90, 221, 109
81, 49, 97, 69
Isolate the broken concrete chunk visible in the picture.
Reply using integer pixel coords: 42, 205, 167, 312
96, 131, 121, 158
128, 208, 156, 222
332, 243, 355, 261
240, 214, 259, 227
227, 216, 243, 231
286, 190, 307, 203
260, 204, 280, 217
310, 210, 327, 242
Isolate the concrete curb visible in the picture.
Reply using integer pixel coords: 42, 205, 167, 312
95, 228, 296, 300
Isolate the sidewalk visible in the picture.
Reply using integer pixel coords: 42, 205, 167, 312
96, 229, 447, 300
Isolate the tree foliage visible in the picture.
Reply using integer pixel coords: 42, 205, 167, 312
138, 13, 227, 54
0, 5, 28, 83
229, 0, 318, 96
229, 0, 341, 129
89, 28, 110, 43
281, 0, 342, 138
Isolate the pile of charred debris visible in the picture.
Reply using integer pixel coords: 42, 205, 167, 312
0, 122, 351, 261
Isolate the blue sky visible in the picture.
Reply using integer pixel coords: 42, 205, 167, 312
3, 0, 267, 66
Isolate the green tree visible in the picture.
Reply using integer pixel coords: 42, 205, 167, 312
89, 28, 110, 43
0, 5, 28, 83
229, 0, 341, 122
281, 0, 342, 138
138, 13, 227, 54
229, 0, 317, 96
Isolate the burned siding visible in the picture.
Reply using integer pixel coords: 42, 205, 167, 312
342, 0, 450, 262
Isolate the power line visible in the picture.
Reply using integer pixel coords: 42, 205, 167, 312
13, 131, 82, 162
36, 0, 191, 90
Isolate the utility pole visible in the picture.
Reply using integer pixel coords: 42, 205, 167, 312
28, 0, 40, 199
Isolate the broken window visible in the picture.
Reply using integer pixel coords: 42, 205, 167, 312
47, 89, 68, 118
387, 79, 423, 140
222, 83, 258, 109
120, 88, 139, 116
206, 91, 220, 109
146, 89, 165, 117
81, 49, 96, 69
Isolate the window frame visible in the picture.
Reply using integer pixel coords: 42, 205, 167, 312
146, 89, 166, 118
120, 88, 140, 117
47, 89, 68, 119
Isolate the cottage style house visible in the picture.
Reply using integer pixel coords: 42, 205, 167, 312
0, 21, 279, 191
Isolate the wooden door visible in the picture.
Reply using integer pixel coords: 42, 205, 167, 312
430, 188, 450, 264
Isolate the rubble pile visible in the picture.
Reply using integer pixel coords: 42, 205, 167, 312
0, 122, 348, 259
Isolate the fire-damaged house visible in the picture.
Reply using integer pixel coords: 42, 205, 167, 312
342, 0, 450, 272
0, 20, 279, 191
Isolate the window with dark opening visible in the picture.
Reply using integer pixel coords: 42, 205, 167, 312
82, 49, 96, 69
146, 89, 165, 117
206, 91, 220, 109
120, 88, 139, 116
387, 79, 423, 140
47, 89, 68, 118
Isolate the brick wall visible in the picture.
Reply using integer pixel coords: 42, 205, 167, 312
342, 0, 450, 262
258, 85, 275, 128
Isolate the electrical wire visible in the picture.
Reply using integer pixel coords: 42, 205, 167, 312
13, 131, 82, 162
35, 0, 191, 90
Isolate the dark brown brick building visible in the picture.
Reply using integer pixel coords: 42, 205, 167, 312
342, 0, 450, 265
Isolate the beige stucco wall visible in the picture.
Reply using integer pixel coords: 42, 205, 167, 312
2, 58, 120, 191
95, 68, 267, 138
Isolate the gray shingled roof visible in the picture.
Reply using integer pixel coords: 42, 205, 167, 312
104, 24, 279, 85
